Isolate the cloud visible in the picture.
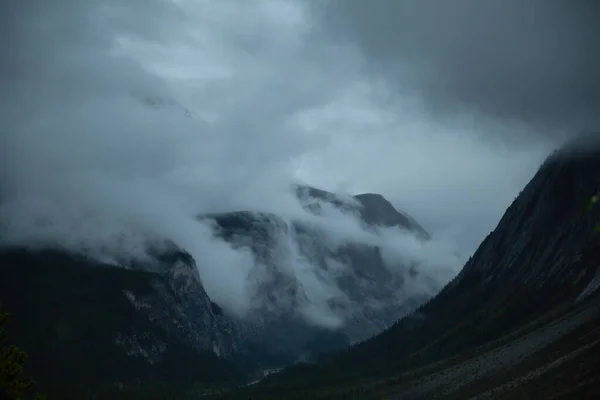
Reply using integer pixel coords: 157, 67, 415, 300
307, 0, 600, 137
0, 0, 562, 327
293, 114, 555, 253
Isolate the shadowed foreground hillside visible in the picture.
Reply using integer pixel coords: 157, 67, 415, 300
0, 249, 242, 399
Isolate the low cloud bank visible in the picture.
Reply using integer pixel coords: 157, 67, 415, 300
0, 0, 524, 329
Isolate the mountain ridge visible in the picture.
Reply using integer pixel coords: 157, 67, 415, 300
238, 137, 600, 398
0, 185, 436, 397
197, 186, 437, 364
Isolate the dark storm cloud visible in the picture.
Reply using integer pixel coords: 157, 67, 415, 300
0, 0, 463, 324
310, 0, 600, 135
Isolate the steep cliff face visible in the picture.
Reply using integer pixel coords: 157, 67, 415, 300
367, 143, 600, 367
379, 140, 600, 350
203, 187, 434, 364
453, 146, 600, 291
133, 248, 239, 357
0, 248, 241, 390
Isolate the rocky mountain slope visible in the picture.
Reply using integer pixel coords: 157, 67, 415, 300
241, 137, 600, 398
0, 186, 435, 396
0, 247, 242, 397
297, 185, 430, 239
200, 186, 435, 364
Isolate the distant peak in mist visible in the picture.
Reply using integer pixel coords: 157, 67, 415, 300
293, 183, 431, 239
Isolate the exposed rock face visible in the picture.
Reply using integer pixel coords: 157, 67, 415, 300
381, 142, 600, 361
353, 193, 431, 240
144, 248, 239, 357
203, 187, 434, 364
295, 184, 430, 237
453, 144, 600, 291
291, 220, 427, 341
0, 248, 241, 388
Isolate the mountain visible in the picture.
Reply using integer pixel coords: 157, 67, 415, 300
239, 137, 600, 398
199, 186, 435, 365
295, 185, 430, 239
0, 186, 433, 397
0, 247, 242, 398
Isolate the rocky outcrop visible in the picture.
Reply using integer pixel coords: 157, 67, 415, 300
144, 248, 239, 357
0, 248, 241, 388
353, 193, 430, 239
295, 184, 430, 237
202, 187, 433, 364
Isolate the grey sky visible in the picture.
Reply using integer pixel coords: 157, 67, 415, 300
308, 0, 600, 137
0, 0, 593, 318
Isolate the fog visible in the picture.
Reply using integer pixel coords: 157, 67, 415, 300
2, 0, 591, 327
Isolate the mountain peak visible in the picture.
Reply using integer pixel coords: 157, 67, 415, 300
295, 184, 430, 239
354, 192, 430, 239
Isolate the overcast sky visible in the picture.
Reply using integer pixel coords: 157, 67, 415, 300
130, 0, 595, 251
1, 0, 598, 317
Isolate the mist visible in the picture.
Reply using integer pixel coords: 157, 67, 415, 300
0, 0, 567, 328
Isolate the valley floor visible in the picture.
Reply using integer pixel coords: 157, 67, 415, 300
230, 294, 600, 400
386, 298, 600, 399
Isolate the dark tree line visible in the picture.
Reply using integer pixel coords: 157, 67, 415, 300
0, 304, 45, 400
